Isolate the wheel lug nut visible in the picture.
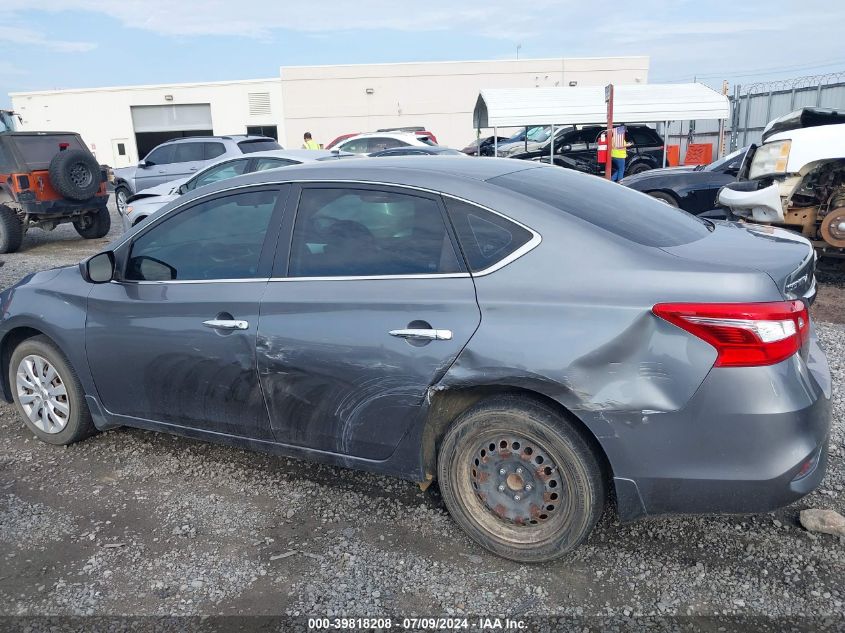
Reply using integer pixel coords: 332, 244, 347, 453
497, 484, 505, 492
525, 484, 532, 491
499, 468, 506, 475
516, 467, 523, 474
514, 494, 521, 501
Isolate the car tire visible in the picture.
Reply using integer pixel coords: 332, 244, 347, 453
647, 191, 679, 207
437, 395, 606, 562
9, 335, 96, 446
48, 150, 101, 201
626, 162, 651, 175
114, 185, 130, 215
73, 206, 111, 239
0, 204, 23, 254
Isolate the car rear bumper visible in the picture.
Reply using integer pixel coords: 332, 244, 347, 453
21, 194, 109, 217
609, 324, 832, 520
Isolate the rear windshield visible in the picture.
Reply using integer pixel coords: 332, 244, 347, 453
13, 134, 87, 166
238, 139, 282, 153
490, 166, 711, 247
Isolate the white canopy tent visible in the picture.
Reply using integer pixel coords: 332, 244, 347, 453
473, 83, 730, 166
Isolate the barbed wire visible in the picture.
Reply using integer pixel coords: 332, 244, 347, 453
742, 71, 845, 95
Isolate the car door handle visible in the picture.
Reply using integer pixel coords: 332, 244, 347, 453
389, 328, 452, 341
203, 319, 249, 331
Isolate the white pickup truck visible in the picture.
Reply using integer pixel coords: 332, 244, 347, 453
718, 108, 845, 255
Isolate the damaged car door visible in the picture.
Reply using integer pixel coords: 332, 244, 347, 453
257, 184, 481, 460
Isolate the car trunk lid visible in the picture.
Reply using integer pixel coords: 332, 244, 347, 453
659, 221, 816, 302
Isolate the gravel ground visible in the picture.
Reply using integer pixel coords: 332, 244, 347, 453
0, 203, 843, 621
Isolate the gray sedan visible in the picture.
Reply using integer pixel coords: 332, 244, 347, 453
0, 157, 830, 562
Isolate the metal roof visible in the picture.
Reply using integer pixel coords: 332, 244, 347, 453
473, 83, 730, 128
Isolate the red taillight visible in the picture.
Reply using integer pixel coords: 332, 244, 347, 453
652, 301, 809, 367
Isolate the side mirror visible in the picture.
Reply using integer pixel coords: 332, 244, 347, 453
177, 184, 188, 195
81, 252, 115, 284
558, 144, 572, 153
138, 160, 152, 168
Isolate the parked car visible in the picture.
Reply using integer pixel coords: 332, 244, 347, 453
325, 133, 359, 150
621, 146, 751, 214
493, 126, 552, 156
0, 130, 110, 253
333, 132, 436, 154
0, 158, 828, 562
112, 135, 282, 213
120, 149, 348, 230
719, 108, 845, 254
460, 135, 512, 157
368, 146, 465, 157
376, 127, 438, 144
509, 124, 665, 176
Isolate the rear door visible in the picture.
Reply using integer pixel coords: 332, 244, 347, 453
256, 183, 481, 459
166, 141, 207, 182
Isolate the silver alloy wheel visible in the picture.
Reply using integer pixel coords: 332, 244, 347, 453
15, 354, 70, 434
116, 189, 127, 214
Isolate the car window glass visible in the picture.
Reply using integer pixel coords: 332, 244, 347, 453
368, 137, 406, 151
190, 159, 249, 189
289, 187, 462, 277
445, 198, 534, 272
126, 189, 279, 281
11, 134, 87, 166
204, 142, 226, 160
173, 142, 205, 163
627, 127, 660, 147
491, 167, 710, 247
238, 139, 282, 153
705, 147, 745, 172
145, 144, 175, 166
339, 138, 369, 153
254, 158, 297, 171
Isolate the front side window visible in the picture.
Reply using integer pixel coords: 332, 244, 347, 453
145, 144, 175, 166
288, 187, 462, 277
188, 159, 249, 190
445, 198, 534, 272
339, 138, 371, 153
126, 189, 279, 281
173, 142, 205, 163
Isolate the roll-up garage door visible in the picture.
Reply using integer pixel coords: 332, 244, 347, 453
131, 104, 213, 158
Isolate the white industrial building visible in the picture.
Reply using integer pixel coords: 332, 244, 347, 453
9, 56, 649, 167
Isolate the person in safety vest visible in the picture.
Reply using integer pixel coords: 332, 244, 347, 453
302, 132, 320, 150
610, 125, 633, 182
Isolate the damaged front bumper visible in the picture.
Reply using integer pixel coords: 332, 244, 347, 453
718, 181, 784, 222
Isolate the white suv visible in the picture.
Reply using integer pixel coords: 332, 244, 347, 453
334, 132, 436, 154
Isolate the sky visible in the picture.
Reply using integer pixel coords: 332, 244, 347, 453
1, 0, 844, 107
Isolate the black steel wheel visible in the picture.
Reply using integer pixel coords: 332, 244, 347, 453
438, 395, 605, 562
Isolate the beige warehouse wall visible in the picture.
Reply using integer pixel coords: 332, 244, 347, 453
10, 79, 284, 167
281, 57, 649, 148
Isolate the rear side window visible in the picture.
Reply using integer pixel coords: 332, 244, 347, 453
204, 142, 226, 159
238, 139, 282, 154
490, 166, 710, 247
13, 134, 87, 166
173, 142, 205, 163
288, 187, 462, 277
445, 198, 534, 272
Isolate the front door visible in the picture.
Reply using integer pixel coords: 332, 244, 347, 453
256, 184, 481, 460
86, 186, 287, 439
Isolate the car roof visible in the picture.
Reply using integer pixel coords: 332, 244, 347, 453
341, 131, 423, 141
161, 135, 275, 144
179, 157, 541, 203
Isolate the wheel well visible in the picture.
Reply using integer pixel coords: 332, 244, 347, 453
646, 189, 679, 202
422, 385, 613, 485
0, 327, 44, 402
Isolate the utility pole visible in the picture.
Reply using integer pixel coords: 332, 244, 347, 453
516, 43, 522, 60
717, 79, 729, 158
605, 84, 614, 180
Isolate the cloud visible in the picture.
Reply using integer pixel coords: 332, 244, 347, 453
0, 24, 96, 52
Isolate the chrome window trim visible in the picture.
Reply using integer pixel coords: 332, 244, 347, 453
111, 278, 269, 286
112, 179, 542, 283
